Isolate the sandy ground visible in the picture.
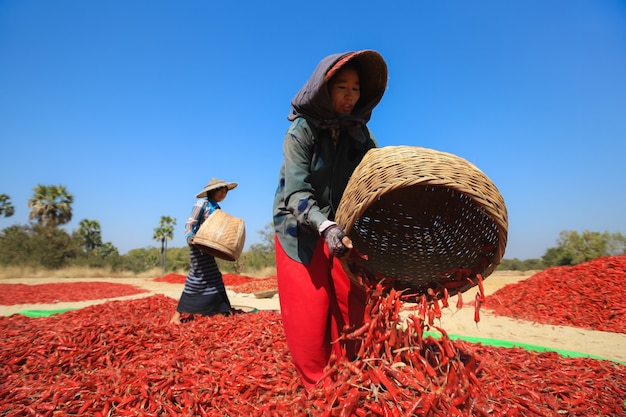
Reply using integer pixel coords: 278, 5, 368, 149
2, 272, 625, 364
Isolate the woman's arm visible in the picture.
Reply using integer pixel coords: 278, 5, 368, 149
184, 199, 205, 244
281, 119, 328, 232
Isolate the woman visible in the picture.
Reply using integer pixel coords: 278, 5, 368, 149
170, 177, 238, 325
273, 50, 388, 388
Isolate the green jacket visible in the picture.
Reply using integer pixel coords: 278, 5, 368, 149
273, 118, 377, 264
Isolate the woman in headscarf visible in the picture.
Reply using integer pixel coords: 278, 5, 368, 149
273, 50, 388, 388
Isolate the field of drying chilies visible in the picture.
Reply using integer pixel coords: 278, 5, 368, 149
1, 257, 625, 416
1, 146, 625, 416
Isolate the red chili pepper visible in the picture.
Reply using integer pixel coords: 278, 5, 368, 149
345, 360, 364, 378
101, 401, 110, 417
379, 397, 392, 417
418, 294, 428, 321
404, 396, 424, 415
427, 305, 435, 326
419, 393, 436, 415
357, 316, 379, 357
371, 368, 399, 403
476, 273, 485, 302
412, 351, 437, 378
441, 287, 450, 308
383, 364, 411, 388
387, 400, 402, 417
363, 402, 385, 415
388, 323, 398, 348
409, 367, 429, 389
354, 407, 368, 417
433, 298, 442, 320
474, 292, 482, 324
347, 320, 372, 339
433, 326, 457, 358
339, 387, 361, 417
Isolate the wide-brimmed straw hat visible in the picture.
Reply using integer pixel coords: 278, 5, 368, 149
324, 49, 388, 110
195, 178, 238, 198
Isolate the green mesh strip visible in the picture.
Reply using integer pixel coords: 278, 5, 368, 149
424, 330, 623, 364
14, 308, 77, 317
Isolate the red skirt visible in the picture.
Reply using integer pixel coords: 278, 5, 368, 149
275, 235, 366, 389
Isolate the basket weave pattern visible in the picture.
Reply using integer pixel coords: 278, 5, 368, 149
335, 146, 508, 297
193, 209, 246, 262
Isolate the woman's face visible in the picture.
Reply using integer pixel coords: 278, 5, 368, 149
328, 66, 360, 115
211, 187, 228, 202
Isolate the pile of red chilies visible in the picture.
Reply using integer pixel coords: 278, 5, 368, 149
484, 254, 626, 334
154, 273, 279, 294
0, 282, 147, 306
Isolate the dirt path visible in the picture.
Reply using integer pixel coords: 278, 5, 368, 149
2, 272, 625, 363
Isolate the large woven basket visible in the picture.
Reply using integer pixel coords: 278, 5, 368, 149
335, 146, 508, 298
192, 209, 246, 262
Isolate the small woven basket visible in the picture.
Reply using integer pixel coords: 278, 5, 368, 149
193, 209, 246, 262
335, 146, 508, 297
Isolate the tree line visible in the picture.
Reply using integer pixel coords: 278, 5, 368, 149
499, 230, 626, 271
0, 186, 274, 274
1, 186, 624, 274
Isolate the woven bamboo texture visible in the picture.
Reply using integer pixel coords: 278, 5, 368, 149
193, 209, 246, 262
335, 146, 508, 297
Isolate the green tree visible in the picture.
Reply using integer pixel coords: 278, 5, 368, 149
605, 232, 626, 256
541, 246, 569, 267
153, 216, 176, 274
0, 225, 30, 266
76, 219, 103, 254
541, 230, 626, 266
243, 222, 276, 271
84, 241, 120, 268
94, 242, 119, 258
164, 246, 190, 272
497, 258, 545, 271
27, 185, 74, 228
0, 194, 15, 217
0, 221, 77, 269
29, 223, 74, 268
120, 248, 160, 273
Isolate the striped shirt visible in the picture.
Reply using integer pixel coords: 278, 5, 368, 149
183, 199, 226, 296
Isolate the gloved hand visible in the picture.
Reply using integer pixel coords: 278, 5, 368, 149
186, 235, 194, 247
321, 223, 351, 258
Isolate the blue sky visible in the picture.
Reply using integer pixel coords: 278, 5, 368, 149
1, 1, 625, 260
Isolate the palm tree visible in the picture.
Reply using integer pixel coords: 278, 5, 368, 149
153, 216, 176, 273
0, 194, 15, 217
77, 219, 102, 254
27, 185, 74, 228
94, 242, 119, 258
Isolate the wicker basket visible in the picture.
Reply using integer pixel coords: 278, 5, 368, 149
192, 209, 246, 262
335, 146, 508, 297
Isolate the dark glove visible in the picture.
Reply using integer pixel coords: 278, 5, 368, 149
322, 224, 350, 258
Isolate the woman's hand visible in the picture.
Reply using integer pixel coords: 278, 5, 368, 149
322, 224, 352, 258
